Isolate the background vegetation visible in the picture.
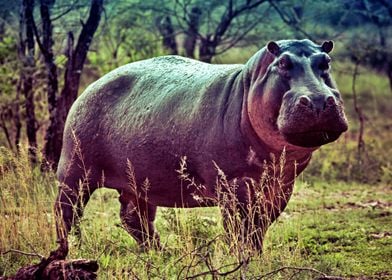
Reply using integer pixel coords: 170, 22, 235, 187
0, 0, 391, 279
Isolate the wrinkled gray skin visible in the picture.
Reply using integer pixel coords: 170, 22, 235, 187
54, 39, 348, 253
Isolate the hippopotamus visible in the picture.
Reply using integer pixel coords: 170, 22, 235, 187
54, 39, 348, 253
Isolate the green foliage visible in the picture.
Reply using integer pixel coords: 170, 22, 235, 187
0, 36, 18, 99
0, 36, 20, 149
86, 2, 165, 77
88, 27, 163, 76
381, 163, 392, 184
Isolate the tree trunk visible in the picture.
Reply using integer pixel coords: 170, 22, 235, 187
199, 37, 216, 63
184, 7, 202, 58
387, 62, 392, 92
14, 80, 22, 150
43, 0, 103, 169
352, 60, 365, 164
0, 112, 13, 151
39, 0, 60, 169
19, 0, 38, 162
40, 0, 58, 116
155, 16, 178, 55
197, 0, 268, 62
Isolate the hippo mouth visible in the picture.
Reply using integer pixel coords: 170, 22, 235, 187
283, 130, 342, 148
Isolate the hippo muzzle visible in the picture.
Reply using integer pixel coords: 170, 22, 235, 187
283, 130, 345, 148
277, 88, 348, 148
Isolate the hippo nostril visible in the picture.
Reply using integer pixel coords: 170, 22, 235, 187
299, 96, 311, 107
326, 95, 336, 107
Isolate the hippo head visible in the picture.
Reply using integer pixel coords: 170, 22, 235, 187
247, 39, 348, 150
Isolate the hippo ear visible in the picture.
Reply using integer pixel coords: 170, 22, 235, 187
267, 41, 280, 56
321, 40, 334, 53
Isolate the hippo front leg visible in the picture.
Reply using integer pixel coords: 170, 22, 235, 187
53, 181, 97, 259
119, 191, 161, 250
220, 177, 294, 251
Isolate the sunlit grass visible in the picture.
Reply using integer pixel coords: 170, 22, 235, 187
0, 148, 57, 276
0, 147, 390, 278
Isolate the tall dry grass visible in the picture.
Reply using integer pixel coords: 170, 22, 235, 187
0, 147, 57, 274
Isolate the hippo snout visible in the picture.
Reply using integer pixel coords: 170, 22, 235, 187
277, 92, 348, 148
297, 94, 338, 112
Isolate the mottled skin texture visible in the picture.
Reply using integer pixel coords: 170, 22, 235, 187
54, 39, 348, 252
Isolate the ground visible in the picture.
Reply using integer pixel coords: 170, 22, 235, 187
0, 149, 390, 279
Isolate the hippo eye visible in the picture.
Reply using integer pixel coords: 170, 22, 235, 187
319, 57, 331, 71
278, 56, 293, 71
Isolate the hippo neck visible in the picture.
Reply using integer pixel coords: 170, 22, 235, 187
237, 49, 314, 166
239, 94, 313, 165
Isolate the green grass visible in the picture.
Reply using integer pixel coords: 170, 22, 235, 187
0, 147, 390, 279
0, 148, 58, 275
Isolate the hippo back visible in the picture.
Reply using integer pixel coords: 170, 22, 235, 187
57, 56, 247, 205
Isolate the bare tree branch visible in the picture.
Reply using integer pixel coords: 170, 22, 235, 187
50, 0, 81, 21
256, 266, 344, 279
1, 249, 45, 260
352, 59, 366, 157
185, 259, 248, 279
268, 0, 315, 40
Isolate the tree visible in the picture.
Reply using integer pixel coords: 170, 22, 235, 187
156, 15, 178, 55
18, 0, 38, 161
138, 0, 271, 62
41, 0, 104, 168
268, 0, 315, 40
359, 0, 392, 91
340, 0, 392, 91
183, 6, 201, 58
196, 0, 269, 62
89, 2, 163, 76
0, 36, 22, 152
38, 0, 58, 166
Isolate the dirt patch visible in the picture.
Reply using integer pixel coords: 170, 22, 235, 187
322, 200, 392, 211
345, 200, 392, 209
368, 232, 392, 240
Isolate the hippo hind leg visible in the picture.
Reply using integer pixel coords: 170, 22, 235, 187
119, 191, 161, 250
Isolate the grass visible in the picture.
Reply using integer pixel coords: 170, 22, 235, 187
0, 148, 58, 275
0, 147, 390, 279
